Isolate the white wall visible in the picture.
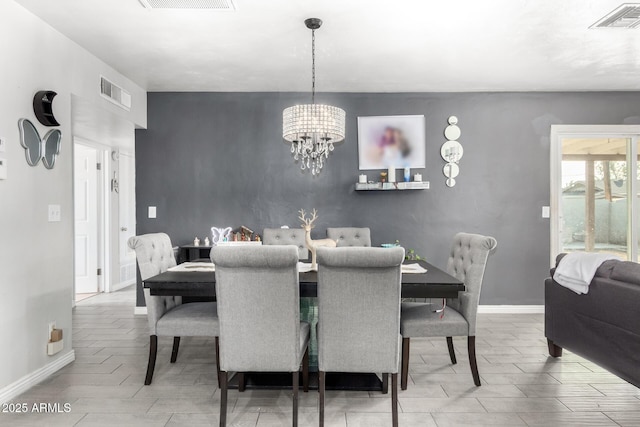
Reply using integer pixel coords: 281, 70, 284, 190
0, 0, 146, 399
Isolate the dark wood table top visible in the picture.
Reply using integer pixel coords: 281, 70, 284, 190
144, 260, 464, 299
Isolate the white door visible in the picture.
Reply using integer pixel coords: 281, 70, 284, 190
551, 126, 640, 263
118, 151, 136, 286
74, 144, 99, 293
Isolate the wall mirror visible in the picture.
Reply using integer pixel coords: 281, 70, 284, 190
18, 118, 61, 169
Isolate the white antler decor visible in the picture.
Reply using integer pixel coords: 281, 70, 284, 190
299, 208, 337, 270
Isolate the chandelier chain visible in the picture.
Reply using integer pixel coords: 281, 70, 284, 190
311, 29, 316, 105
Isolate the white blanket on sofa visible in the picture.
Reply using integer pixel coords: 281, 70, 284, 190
553, 252, 620, 295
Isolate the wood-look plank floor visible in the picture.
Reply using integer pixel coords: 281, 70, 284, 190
4, 285, 639, 426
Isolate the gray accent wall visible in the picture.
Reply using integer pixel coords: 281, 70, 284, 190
135, 91, 640, 307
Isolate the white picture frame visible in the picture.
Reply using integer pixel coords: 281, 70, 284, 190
357, 115, 426, 170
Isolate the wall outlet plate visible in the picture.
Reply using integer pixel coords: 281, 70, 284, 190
48, 322, 56, 341
0, 157, 6, 180
48, 205, 61, 222
542, 206, 550, 218
0, 136, 6, 153
148, 206, 156, 218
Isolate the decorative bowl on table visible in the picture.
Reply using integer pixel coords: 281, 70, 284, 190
381, 243, 400, 248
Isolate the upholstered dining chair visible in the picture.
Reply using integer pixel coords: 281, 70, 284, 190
317, 246, 404, 427
400, 232, 497, 388
128, 233, 220, 386
263, 228, 309, 260
326, 227, 372, 247
211, 245, 310, 427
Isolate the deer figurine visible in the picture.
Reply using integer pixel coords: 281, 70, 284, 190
299, 208, 337, 270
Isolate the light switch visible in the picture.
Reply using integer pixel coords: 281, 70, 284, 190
0, 137, 6, 153
542, 206, 550, 218
0, 157, 6, 180
148, 206, 157, 219
48, 204, 61, 222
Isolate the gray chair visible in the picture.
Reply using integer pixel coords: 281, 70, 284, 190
326, 227, 371, 247
211, 245, 310, 427
263, 228, 309, 260
128, 233, 220, 386
400, 233, 497, 388
317, 247, 404, 427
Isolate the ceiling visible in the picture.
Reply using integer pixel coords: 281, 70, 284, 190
14, 0, 640, 92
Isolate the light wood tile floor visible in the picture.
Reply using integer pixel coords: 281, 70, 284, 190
3, 285, 639, 426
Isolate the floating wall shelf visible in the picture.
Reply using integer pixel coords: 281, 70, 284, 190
355, 182, 430, 191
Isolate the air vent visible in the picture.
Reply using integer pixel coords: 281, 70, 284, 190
138, 0, 235, 9
100, 77, 131, 111
591, 3, 640, 28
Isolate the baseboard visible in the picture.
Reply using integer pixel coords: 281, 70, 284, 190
478, 305, 544, 314
134, 306, 147, 316
0, 350, 75, 404
110, 280, 135, 293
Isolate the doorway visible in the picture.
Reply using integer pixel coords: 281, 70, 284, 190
74, 141, 106, 301
550, 125, 640, 263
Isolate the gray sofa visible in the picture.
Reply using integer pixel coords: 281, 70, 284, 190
545, 254, 640, 388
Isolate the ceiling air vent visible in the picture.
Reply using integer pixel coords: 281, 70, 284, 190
138, 0, 236, 9
100, 77, 132, 111
591, 3, 640, 28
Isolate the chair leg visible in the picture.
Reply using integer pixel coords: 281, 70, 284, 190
292, 371, 299, 427
170, 337, 180, 363
382, 372, 389, 394
302, 347, 309, 392
219, 371, 228, 427
547, 338, 563, 357
319, 370, 325, 427
215, 337, 222, 388
144, 335, 158, 385
401, 337, 410, 390
391, 373, 398, 427
446, 336, 457, 364
467, 336, 481, 386
238, 373, 245, 392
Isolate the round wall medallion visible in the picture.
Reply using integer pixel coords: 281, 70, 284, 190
440, 140, 464, 163
448, 116, 458, 125
443, 162, 460, 179
444, 124, 461, 141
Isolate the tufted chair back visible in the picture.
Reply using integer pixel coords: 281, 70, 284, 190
445, 233, 497, 336
211, 245, 302, 372
317, 246, 404, 373
128, 233, 182, 334
327, 227, 372, 247
263, 228, 309, 260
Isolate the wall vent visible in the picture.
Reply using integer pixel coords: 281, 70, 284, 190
138, 0, 235, 9
100, 76, 131, 111
591, 3, 640, 28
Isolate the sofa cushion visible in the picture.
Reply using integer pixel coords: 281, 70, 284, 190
610, 261, 640, 286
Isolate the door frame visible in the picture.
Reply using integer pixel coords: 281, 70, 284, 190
550, 125, 640, 265
73, 137, 111, 300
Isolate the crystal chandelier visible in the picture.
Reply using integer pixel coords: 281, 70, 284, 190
282, 18, 346, 176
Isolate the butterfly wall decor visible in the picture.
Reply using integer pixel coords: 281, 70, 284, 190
18, 118, 61, 169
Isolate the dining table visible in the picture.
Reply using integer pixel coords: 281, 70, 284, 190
143, 259, 464, 391
144, 259, 464, 299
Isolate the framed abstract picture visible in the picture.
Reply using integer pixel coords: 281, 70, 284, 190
357, 115, 426, 170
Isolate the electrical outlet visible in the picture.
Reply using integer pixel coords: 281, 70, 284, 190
48, 322, 56, 341
48, 204, 61, 222
542, 206, 550, 218
0, 136, 6, 153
